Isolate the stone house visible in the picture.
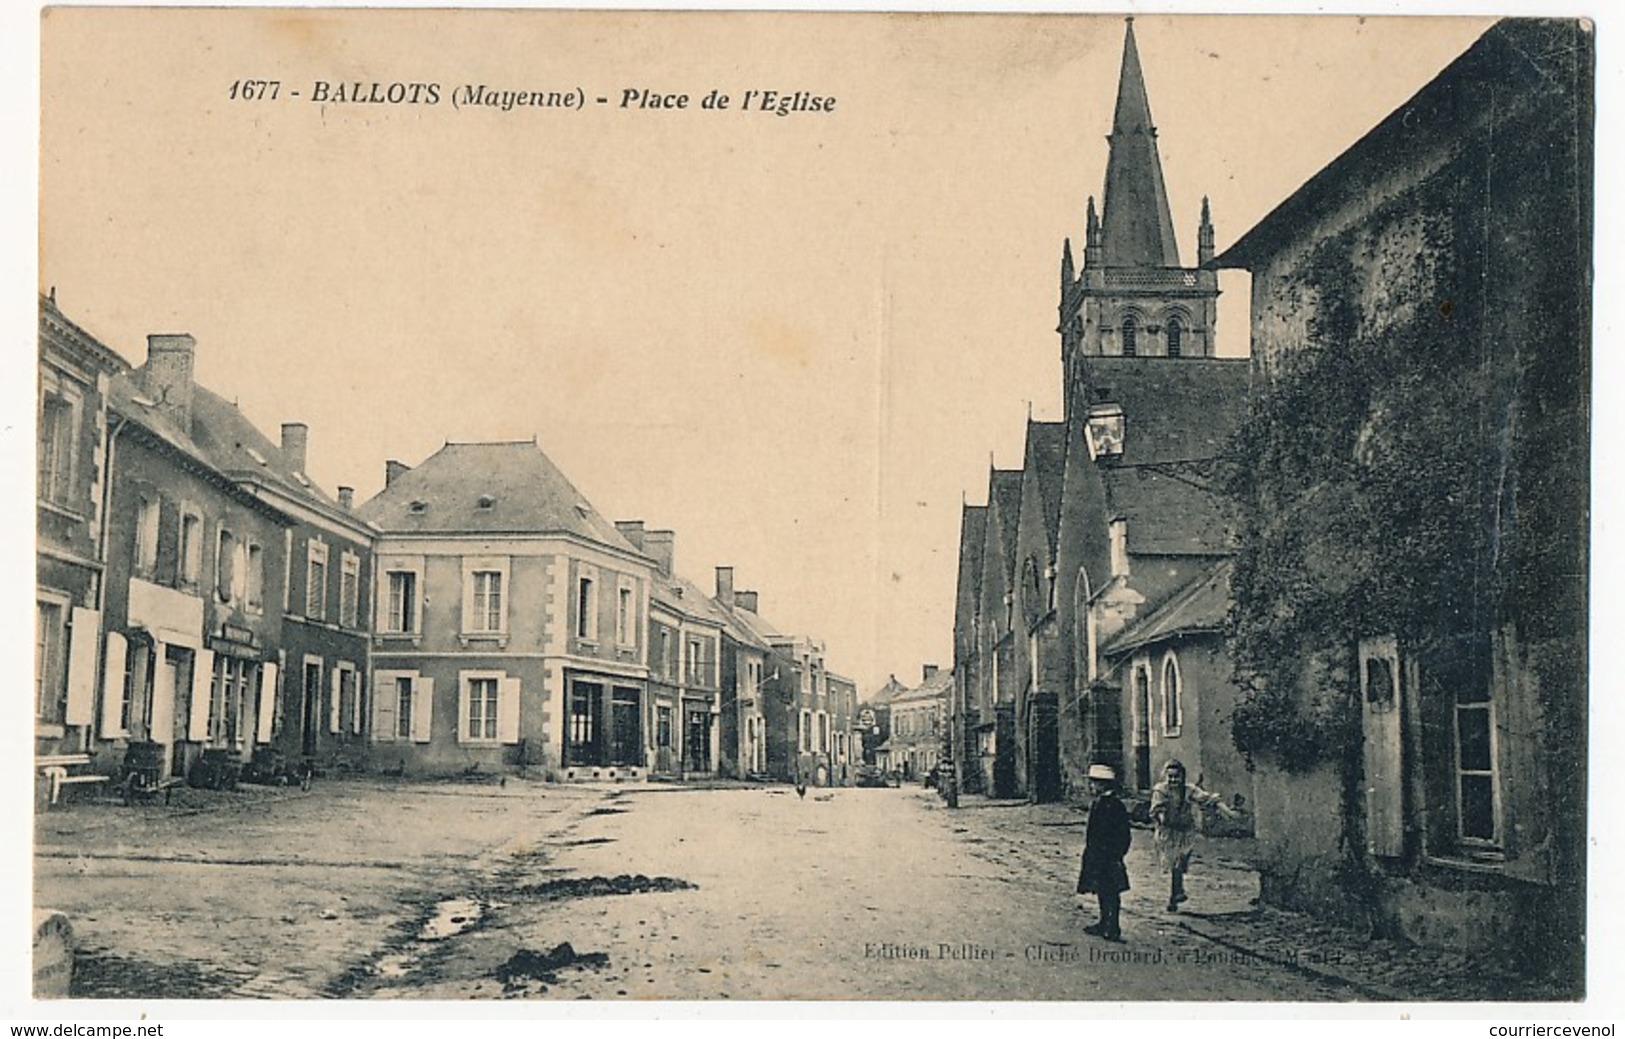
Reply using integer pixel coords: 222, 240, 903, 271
359, 440, 656, 779
885, 666, 952, 783
1212, 18, 1589, 985
36, 294, 130, 762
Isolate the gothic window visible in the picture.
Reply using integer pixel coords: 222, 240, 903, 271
1166, 317, 1183, 358
1121, 314, 1139, 357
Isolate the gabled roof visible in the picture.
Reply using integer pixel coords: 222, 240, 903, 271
358, 440, 641, 554
1103, 559, 1232, 656
1216, 20, 1581, 270
40, 295, 131, 377
727, 604, 784, 649
1100, 19, 1181, 268
1081, 355, 1249, 556
892, 669, 954, 705
1023, 420, 1068, 551
110, 373, 294, 524
988, 468, 1024, 575
867, 675, 909, 707
956, 504, 988, 608
649, 571, 733, 632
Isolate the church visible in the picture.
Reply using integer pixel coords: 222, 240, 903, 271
952, 18, 1253, 809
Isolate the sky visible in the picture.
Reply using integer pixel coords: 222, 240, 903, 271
34, 9, 1501, 697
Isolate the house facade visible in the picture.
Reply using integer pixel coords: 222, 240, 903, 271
36, 295, 130, 761
360, 441, 657, 779
97, 333, 294, 781
714, 567, 770, 779
1213, 19, 1590, 984
885, 666, 952, 782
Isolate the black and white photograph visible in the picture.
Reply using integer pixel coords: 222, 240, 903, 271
24, 6, 1598, 1012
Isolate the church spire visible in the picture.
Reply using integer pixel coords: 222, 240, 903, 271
1100, 17, 1181, 268
1061, 237, 1076, 291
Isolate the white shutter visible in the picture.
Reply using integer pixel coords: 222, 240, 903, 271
65, 608, 101, 726
498, 676, 521, 744
457, 678, 472, 743
328, 667, 341, 733
351, 670, 364, 735
188, 648, 215, 742
372, 674, 395, 743
256, 662, 278, 744
411, 676, 434, 743
1360, 636, 1405, 858
99, 631, 128, 737
150, 644, 174, 745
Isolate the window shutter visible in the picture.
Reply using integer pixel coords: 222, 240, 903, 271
411, 676, 434, 743
372, 673, 394, 743
256, 662, 278, 744
65, 607, 101, 726
498, 676, 521, 744
1360, 636, 1405, 858
328, 667, 341, 734
457, 678, 472, 743
149, 644, 175, 746
351, 671, 364, 735
189, 648, 215, 742
99, 631, 128, 737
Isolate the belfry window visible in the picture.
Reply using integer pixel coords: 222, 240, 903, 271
1121, 315, 1138, 356
1166, 317, 1183, 358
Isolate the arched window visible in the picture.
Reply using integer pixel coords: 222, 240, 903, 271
1162, 652, 1183, 735
1121, 314, 1138, 356
1166, 317, 1183, 358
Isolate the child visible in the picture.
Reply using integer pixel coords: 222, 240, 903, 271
1151, 759, 1237, 912
1076, 763, 1131, 942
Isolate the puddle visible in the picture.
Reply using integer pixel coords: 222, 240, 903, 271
420, 896, 488, 941
513, 874, 695, 902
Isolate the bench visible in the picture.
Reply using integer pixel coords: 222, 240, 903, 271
36, 754, 111, 807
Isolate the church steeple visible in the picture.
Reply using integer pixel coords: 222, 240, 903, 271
1100, 17, 1181, 268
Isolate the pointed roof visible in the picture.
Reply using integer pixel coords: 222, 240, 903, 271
1023, 420, 1068, 552
1100, 19, 1182, 268
358, 440, 642, 555
988, 468, 1025, 576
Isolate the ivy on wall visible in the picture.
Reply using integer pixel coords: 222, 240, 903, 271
1219, 220, 1512, 773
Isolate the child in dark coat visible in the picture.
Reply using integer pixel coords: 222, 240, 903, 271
1076, 763, 1131, 942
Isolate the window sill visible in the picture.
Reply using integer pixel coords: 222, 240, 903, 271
1423, 851, 1508, 876
376, 633, 423, 648
37, 500, 87, 524
35, 723, 66, 739
459, 633, 509, 649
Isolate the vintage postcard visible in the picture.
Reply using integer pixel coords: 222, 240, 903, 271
28, 6, 1596, 1012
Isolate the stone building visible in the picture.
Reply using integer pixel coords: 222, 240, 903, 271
36, 294, 130, 762
714, 566, 771, 779
359, 440, 657, 779
951, 18, 1252, 804
884, 665, 952, 783
97, 332, 295, 782
1213, 19, 1589, 985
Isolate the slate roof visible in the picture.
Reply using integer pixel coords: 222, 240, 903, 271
1024, 420, 1068, 551
988, 468, 1024, 575
867, 676, 910, 707
111, 366, 372, 535
1103, 559, 1232, 656
1101, 19, 1182, 269
650, 571, 735, 632
357, 440, 641, 554
891, 668, 954, 706
955, 504, 988, 613
1082, 355, 1250, 556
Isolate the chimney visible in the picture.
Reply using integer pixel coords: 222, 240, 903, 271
281, 423, 309, 474
337, 486, 355, 510
922, 664, 939, 682
614, 520, 647, 551
737, 590, 759, 613
385, 459, 410, 487
644, 530, 675, 577
715, 566, 735, 609
143, 333, 196, 430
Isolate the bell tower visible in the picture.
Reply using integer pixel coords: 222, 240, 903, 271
1061, 18, 1221, 412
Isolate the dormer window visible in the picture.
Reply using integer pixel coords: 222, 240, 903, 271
409, 500, 428, 515
1085, 403, 1125, 460
477, 495, 496, 510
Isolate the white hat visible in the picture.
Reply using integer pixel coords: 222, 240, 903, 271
1086, 764, 1116, 781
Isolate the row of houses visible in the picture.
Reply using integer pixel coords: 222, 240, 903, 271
37, 301, 861, 789
950, 18, 1588, 985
